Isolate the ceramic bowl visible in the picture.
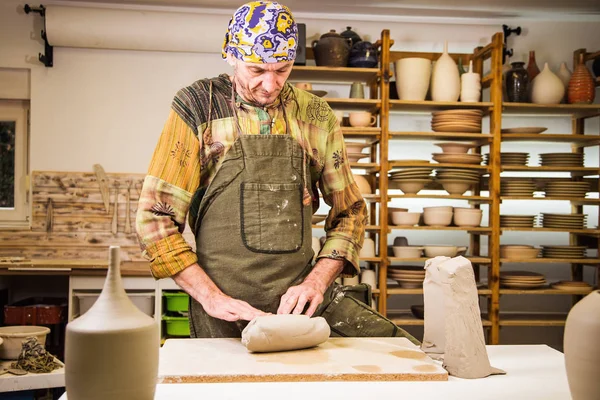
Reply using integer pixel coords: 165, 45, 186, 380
0, 325, 51, 359
434, 142, 476, 154
500, 245, 540, 259
388, 207, 408, 224
391, 211, 421, 226
395, 179, 429, 195
438, 179, 473, 195
392, 246, 424, 258
424, 245, 467, 258
410, 305, 425, 319
345, 142, 370, 153
453, 209, 483, 227
353, 175, 372, 194
423, 210, 453, 226
423, 206, 453, 213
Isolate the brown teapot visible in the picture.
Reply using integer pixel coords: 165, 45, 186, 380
312, 30, 352, 67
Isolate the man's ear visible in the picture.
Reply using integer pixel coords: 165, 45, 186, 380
226, 53, 237, 68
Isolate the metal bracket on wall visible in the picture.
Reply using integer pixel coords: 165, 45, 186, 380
24, 4, 53, 67
502, 24, 522, 65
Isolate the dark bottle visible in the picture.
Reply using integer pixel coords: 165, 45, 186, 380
505, 62, 529, 103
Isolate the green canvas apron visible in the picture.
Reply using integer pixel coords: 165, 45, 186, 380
189, 82, 418, 345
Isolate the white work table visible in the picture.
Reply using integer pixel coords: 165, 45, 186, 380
0, 360, 65, 393
56, 343, 571, 399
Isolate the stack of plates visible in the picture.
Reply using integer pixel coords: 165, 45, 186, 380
432, 152, 483, 165
388, 266, 425, 289
388, 168, 433, 181
541, 213, 587, 230
435, 168, 481, 182
500, 215, 537, 228
431, 109, 483, 133
347, 152, 369, 163
544, 181, 590, 197
551, 280, 593, 291
501, 180, 537, 196
501, 127, 547, 134
484, 152, 529, 166
500, 271, 547, 289
539, 153, 584, 167
541, 245, 587, 259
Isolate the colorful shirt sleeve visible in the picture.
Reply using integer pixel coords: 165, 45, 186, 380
136, 108, 201, 279
316, 109, 368, 277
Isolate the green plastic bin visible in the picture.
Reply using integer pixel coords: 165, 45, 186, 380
163, 291, 189, 313
162, 315, 190, 336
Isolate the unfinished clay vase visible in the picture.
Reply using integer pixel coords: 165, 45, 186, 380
65, 246, 158, 400
460, 60, 481, 102
531, 63, 564, 104
564, 290, 600, 400
568, 53, 596, 104
430, 41, 460, 102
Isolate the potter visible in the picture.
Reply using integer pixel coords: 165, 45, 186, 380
136, 0, 417, 345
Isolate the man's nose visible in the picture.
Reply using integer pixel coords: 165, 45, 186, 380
262, 73, 278, 93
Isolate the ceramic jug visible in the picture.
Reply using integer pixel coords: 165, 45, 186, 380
340, 26, 362, 46
312, 30, 352, 67
531, 63, 564, 104
65, 246, 159, 400
430, 41, 460, 102
568, 53, 595, 104
460, 60, 481, 102
505, 62, 529, 102
348, 41, 378, 68
564, 290, 600, 400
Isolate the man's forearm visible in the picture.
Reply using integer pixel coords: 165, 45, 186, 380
303, 258, 344, 294
172, 263, 223, 304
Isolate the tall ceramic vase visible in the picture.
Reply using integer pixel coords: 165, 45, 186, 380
394, 57, 432, 101
531, 63, 564, 104
460, 60, 481, 102
557, 62, 572, 103
65, 246, 159, 400
431, 41, 460, 102
568, 53, 596, 104
564, 290, 600, 400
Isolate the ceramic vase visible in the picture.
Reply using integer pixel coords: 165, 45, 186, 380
568, 53, 596, 104
557, 62, 572, 103
394, 57, 431, 101
505, 62, 529, 102
460, 60, 481, 102
431, 41, 460, 102
531, 63, 564, 104
65, 246, 159, 400
564, 290, 600, 400
526, 50, 541, 81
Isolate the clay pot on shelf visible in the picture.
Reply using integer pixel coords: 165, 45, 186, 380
568, 53, 596, 104
564, 290, 600, 400
460, 60, 481, 102
430, 41, 460, 102
526, 50, 541, 82
340, 26, 362, 47
505, 62, 529, 103
348, 41, 378, 68
312, 30, 352, 67
531, 63, 565, 104
557, 62, 572, 103
394, 57, 431, 101
65, 246, 159, 400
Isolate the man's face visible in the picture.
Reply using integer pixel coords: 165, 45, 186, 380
233, 59, 294, 106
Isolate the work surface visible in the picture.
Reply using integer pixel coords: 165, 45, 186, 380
159, 338, 447, 383
58, 344, 570, 399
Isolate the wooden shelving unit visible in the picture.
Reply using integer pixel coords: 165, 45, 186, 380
295, 30, 599, 345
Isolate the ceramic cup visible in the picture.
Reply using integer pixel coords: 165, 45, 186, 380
295, 82, 313, 90
349, 82, 365, 99
360, 238, 376, 258
349, 112, 376, 127
360, 269, 377, 289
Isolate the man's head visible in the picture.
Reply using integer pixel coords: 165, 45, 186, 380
222, 1, 297, 106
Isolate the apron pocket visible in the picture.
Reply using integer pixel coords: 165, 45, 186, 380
241, 182, 304, 253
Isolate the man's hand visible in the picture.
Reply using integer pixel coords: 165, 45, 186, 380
277, 258, 344, 316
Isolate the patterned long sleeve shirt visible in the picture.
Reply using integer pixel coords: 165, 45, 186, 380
136, 74, 367, 280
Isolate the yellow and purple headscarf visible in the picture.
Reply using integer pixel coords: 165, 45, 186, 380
222, 1, 298, 64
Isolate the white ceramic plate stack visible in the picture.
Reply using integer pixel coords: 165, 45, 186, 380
500, 245, 541, 259
434, 168, 480, 195
388, 266, 425, 288
388, 168, 433, 194
540, 213, 587, 230
430, 109, 483, 133
551, 280, 593, 292
500, 215, 537, 228
501, 180, 537, 197
541, 245, 587, 259
484, 152, 529, 166
500, 271, 547, 289
432, 152, 482, 165
544, 181, 590, 198
539, 153, 584, 167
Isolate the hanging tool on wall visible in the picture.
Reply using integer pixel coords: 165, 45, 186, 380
502, 24, 522, 65
125, 180, 132, 234
93, 164, 110, 214
45, 198, 53, 233
111, 181, 119, 235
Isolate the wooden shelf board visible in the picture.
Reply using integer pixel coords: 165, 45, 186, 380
498, 313, 568, 327
389, 256, 490, 263
386, 288, 492, 295
500, 258, 600, 264
502, 102, 600, 118
500, 287, 595, 295
501, 227, 600, 234
390, 161, 489, 170
501, 133, 600, 146
359, 257, 382, 263
501, 166, 599, 175
501, 196, 600, 205
390, 100, 493, 113
325, 98, 381, 112
390, 132, 492, 143
390, 225, 491, 233
365, 225, 382, 231
389, 312, 492, 327
388, 194, 491, 202
342, 127, 381, 140
289, 66, 379, 83
350, 162, 380, 172
361, 194, 382, 202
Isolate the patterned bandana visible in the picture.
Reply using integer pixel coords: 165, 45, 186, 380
222, 1, 298, 63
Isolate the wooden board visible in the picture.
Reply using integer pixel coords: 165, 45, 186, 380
159, 338, 448, 383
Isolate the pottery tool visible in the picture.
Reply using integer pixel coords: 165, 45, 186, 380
111, 182, 119, 235
45, 198, 53, 233
125, 180, 132, 234
93, 164, 110, 213
159, 337, 447, 383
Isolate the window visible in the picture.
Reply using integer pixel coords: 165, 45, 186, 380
0, 100, 29, 227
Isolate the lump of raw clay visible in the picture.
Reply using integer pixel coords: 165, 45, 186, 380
423, 256, 505, 379
241, 314, 330, 353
